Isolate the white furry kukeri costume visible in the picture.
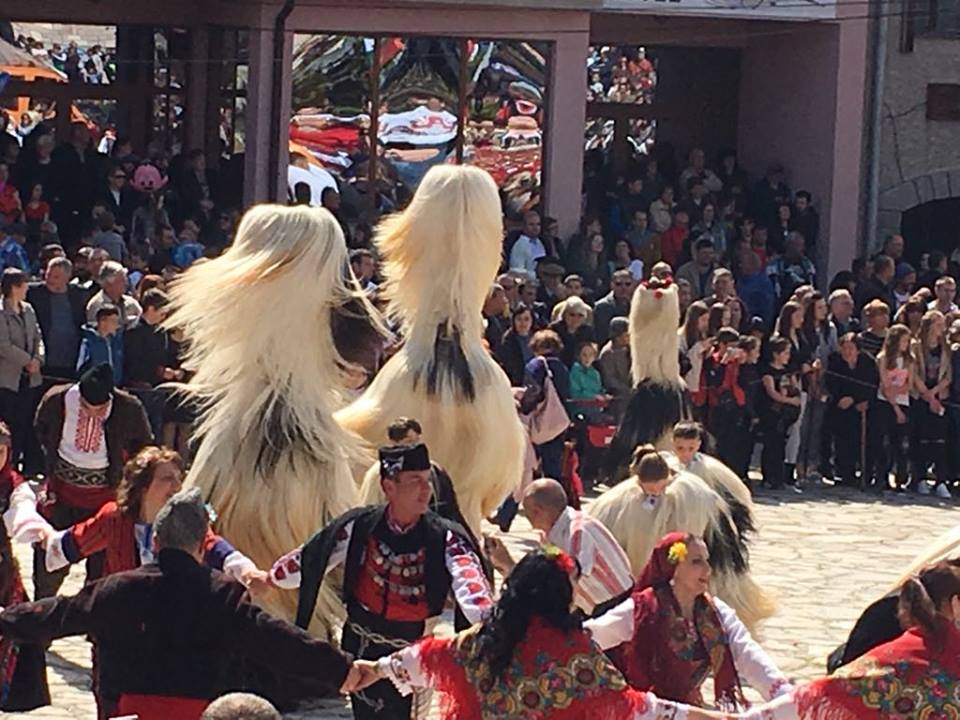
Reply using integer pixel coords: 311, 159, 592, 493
336, 165, 524, 534
588, 468, 775, 631
603, 276, 687, 482
165, 204, 377, 638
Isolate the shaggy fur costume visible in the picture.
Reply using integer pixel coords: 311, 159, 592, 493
336, 166, 524, 534
165, 204, 380, 638
603, 278, 688, 482
588, 468, 774, 632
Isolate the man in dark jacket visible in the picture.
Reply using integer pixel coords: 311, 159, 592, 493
854, 254, 896, 317
27, 256, 86, 382
123, 289, 177, 439
592, 270, 634, 346
32, 363, 151, 597
0, 488, 352, 718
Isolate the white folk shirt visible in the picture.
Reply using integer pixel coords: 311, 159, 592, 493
585, 596, 794, 703
270, 519, 494, 625
546, 507, 634, 614
57, 385, 111, 470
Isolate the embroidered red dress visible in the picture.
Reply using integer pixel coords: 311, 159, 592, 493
377, 618, 695, 720
741, 623, 960, 719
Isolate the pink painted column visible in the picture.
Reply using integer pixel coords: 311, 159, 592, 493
826, 15, 868, 277
738, 19, 867, 282
544, 31, 590, 240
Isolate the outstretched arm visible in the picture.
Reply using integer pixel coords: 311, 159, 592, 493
714, 598, 793, 701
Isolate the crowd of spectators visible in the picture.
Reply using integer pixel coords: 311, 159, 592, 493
0, 113, 958, 499
13, 33, 115, 84
476, 147, 960, 497
0, 116, 239, 473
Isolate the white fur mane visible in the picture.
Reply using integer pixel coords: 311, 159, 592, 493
629, 282, 682, 386
164, 203, 377, 635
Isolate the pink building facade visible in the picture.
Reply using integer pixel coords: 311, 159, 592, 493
5, 0, 869, 277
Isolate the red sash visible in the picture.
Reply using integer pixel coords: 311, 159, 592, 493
795, 624, 960, 719
116, 693, 209, 720
46, 477, 115, 512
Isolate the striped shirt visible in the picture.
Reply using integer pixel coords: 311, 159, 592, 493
547, 507, 634, 614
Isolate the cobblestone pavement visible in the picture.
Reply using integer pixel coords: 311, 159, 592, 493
8, 484, 959, 718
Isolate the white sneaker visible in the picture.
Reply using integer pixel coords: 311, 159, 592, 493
936, 484, 953, 499
918, 482, 931, 495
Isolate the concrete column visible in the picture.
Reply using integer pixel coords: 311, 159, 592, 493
186, 27, 209, 154
243, 15, 277, 207
543, 30, 589, 239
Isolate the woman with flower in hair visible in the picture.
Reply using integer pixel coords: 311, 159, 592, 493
0, 421, 50, 711
350, 548, 726, 719
586, 532, 791, 711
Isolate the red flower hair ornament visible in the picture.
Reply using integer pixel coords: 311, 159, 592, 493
542, 544, 577, 574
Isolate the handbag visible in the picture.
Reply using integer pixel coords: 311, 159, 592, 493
527, 358, 571, 445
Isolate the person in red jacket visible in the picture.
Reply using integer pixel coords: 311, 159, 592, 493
40, 445, 268, 591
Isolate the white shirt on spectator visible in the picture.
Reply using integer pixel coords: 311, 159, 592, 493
509, 234, 546, 278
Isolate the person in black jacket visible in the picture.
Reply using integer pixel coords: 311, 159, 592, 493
0, 488, 352, 718
95, 164, 137, 236
26, 256, 86, 382
494, 303, 535, 386
825, 333, 878, 487
123, 289, 178, 440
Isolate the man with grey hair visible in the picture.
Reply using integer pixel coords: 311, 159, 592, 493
201, 692, 281, 720
28, 255, 86, 381
0, 488, 353, 718
85, 259, 141, 328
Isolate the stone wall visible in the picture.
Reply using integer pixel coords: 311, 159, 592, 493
877, 16, 960, 241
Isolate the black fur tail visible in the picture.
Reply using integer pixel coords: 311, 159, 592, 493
414, 323, 476, 402
718, 487, 756, 544
602, 380, 683, 483
704, 505, 750, 576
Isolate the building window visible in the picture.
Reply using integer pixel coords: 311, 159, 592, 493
924, 0, 960, 36
291, 33, 550, 225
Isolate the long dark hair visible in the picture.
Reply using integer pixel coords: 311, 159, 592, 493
897, 560, 960, 647
475, 551, 581, 679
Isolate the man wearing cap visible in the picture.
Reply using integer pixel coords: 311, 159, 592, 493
535, 256, 566, 314
32, 362, 151, 597
0, 488, 353, 719
270, 442, 493, 720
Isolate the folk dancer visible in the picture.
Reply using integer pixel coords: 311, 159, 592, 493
271, 443, 493, 719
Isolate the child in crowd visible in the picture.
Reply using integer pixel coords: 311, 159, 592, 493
872, 324, 914, 491
76, 304, 124, 385
858, 299, 890, 359
734, 335, 763, 481
760, 336, 802, 490
568, 341, 607, 422
697, 327, 746, 469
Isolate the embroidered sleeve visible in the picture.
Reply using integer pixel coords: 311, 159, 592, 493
635, 690, 691, 719
584, 596, 635, 650
376, 644, 426, 697
45, 529, 77, 572
203, 531, 258, 580
445, 530, 493, 624
714, 597, 793, 701
269, 520, 354, 590
46, 505, 112, 571
3, 481, 52, 544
